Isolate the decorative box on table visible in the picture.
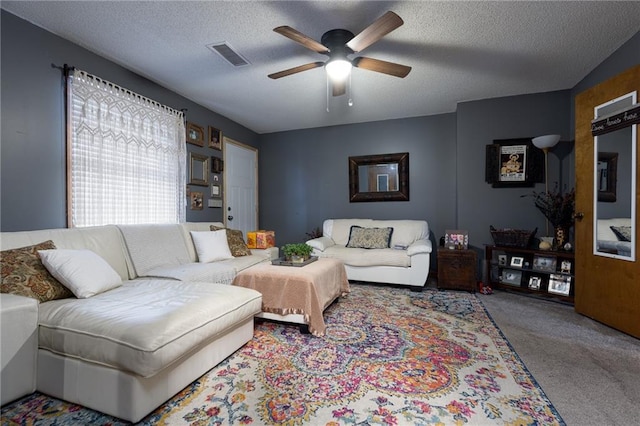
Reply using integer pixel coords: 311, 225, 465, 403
247, 230, 275, 249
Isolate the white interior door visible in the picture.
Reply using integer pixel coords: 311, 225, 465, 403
223, 138, 258, 237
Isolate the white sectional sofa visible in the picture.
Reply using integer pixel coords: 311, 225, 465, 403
306, 219, 432, 288
0, 222, 276, 422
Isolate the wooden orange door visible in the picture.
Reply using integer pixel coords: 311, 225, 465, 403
574, 65, 639, 338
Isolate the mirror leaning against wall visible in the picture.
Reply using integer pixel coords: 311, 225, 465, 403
592, 92, 637, 261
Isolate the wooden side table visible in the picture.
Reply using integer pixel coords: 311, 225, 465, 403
437, 248, 478, 292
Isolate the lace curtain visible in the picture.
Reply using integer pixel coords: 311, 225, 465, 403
68, 69, 186, 227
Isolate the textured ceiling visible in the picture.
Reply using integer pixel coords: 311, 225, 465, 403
3, 1, 640, 134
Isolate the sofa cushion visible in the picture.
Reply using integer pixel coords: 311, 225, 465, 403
610, 225, 632, 242
38, 279, 262, 378
318, 246, 411, 267
118, 224, 192, 276
38, 249, 122, 298
210, 225, 252, 257
190, 230, 234, 262
346, 226, 394, 249
1, 241, 73, 302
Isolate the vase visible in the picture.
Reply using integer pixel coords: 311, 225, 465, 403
553, 226, 569, 250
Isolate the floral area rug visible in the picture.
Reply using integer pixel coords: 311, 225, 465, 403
1, 285, 564, 425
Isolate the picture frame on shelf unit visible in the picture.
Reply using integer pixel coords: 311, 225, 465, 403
510, 256, 524, 268
560, 260, 572, 274
186, 122, 205, 147
208, 126, 222, 150
548, 274, 571, 296
528, 276, 541, 290
501, 269, 522, 286
533, 255, 557, 273
498, 254, 507, 266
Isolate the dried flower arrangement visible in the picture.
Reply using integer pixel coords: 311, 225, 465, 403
527, 185, 576, 228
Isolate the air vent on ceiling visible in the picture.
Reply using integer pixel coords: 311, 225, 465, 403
206, 42, 250, 67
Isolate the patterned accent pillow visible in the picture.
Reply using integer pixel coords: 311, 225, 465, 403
346, 226, 394, 249
210, 225, 252, 257
610, 225, 632, 242
1, 240, 74, 302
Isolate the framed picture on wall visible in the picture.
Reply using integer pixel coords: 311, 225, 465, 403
485, 138, 544, 188
186, 122, 205, 147
190, 191, 203, 210
208, 126, 222, 150
211, 156, 224, 174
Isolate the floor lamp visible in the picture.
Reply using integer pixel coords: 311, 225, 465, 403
532, 134, 561, 236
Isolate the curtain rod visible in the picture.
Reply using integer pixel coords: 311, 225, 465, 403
52, 63, 186, 118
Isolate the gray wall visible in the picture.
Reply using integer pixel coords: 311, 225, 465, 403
259, 114, 457, 250
456, 91, 572, 247
1, 10, 258, 231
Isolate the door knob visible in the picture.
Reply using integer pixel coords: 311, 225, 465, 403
574, 212, 585, 221
227, 215, 234, 221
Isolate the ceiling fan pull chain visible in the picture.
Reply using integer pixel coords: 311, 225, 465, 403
326, 73, 330, 113
348, 72, 353, 107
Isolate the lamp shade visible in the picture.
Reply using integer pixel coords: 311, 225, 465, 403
532, 134, 561, 150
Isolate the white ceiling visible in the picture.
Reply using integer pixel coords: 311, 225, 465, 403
3, 1, 640, 134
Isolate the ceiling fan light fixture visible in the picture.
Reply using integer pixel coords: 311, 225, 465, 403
325, 59, 352, 81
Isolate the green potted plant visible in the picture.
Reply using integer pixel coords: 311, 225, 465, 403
282, 243, 313, 263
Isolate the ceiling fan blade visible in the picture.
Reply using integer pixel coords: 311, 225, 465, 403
268, 62, 325, 79
274, 26, 329, 54
346, 11, 404, 53
332, 80, 346, 96
353, 57, 411, 78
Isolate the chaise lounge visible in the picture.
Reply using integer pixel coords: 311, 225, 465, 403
0, 222, 277, 422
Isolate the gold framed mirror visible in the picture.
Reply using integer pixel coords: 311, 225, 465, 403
189, 152, 210, 186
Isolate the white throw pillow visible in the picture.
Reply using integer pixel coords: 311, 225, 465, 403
190, 230, 234, 263
38, 249, 122, 298
306, 236, 335, 252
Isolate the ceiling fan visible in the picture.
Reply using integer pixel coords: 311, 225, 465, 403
268, 11, 411, 97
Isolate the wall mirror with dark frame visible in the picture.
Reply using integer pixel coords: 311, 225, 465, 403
592, 92, 636, 261
349, 152, 409, 202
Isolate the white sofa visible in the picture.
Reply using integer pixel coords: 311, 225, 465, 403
596, 218, 632, 256
0, 222, 276, 422
306, 219, 432, 288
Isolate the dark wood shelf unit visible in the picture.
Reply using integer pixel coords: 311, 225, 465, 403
485, 245, 575, 304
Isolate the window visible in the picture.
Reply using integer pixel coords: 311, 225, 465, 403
68, 69, 186, 227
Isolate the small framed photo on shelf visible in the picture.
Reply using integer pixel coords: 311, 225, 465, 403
208, 126, 222, 150
498, 254, 507, 266
528, 276, 542, 290
501, 269, 522, 286
560, 260, 572, 274
444, 229, 468, 250
533, 255, 557, 273
510, 256, 524, 268
548, 274, 571, 296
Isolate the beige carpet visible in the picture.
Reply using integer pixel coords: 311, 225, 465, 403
476, 287, 640, 425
